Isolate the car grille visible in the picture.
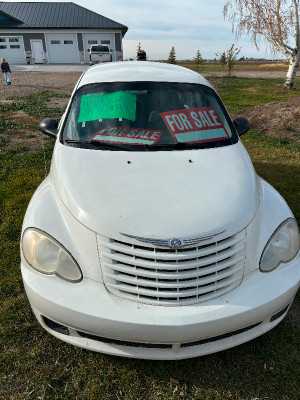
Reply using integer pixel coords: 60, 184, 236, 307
98, 231, 246, 306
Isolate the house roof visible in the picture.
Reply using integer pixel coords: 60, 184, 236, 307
0, 2, 128, 34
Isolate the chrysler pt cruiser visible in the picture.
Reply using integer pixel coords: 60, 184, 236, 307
21, 62, 300, 359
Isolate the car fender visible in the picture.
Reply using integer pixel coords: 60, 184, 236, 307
21, 177, 103, 283
245, 177, 297, 276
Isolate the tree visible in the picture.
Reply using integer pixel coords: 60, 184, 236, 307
224, 0, 300, 89
217, 51, 227, 67
194, 50, 203, 68
226, 44, 241, 76
216, 45, 241, 76
167, 47, 176, 64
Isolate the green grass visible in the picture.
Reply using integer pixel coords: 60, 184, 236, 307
207, 76, 300, 111
181, 61, 291, 73
243, 130, 300, 223
0, 80, 300, 400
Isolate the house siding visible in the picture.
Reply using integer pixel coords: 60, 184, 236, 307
77, 32, 84, 63
0, 2, 127, 64
115, 33, 121, 51
23, 33, 46, 52
77, 32, 83, 51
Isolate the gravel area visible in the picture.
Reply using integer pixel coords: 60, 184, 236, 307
1, 69, 298, 100
0, 71, 82, 100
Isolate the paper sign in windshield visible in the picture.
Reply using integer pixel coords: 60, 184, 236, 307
160, 107, 230, 143
78, 91, 136, 123
90, 127, 163, 145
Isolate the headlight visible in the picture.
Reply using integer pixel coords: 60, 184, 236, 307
260, 218, 300, 272
22, 228, 82, 282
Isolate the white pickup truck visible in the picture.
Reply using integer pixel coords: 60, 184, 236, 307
89, 44, 112, 65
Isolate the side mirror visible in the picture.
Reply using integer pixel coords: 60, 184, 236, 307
233, 117, 251, 136
39, 118, 58, 138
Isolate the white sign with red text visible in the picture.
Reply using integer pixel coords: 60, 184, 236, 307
160, 107, 230, 143
90, 127, 163, 145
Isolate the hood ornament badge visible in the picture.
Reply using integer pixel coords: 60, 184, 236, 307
168, 238, 183, 248
121, 230, 225, 248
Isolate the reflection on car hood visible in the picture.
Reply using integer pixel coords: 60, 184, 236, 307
51, 142, 260, 239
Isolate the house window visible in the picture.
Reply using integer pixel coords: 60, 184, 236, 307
51, 40, 61, 44
9, 38, 19, 42
0, 45, 7, 49
10, 45, 20, 49
101, 40, 110, 44
88, 40, 97, 44
64, 40, 73, 44
0, 38, 6, 42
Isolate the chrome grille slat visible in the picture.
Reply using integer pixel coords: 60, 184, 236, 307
104, 264, 243, 289
106, 274, 241, 298
104, 235, 244, 261
102, 255, 244, 280
98, 231, 246, 306
102, 244, 244, 270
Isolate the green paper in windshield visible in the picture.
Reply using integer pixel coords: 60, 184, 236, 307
78, 91, 136, 123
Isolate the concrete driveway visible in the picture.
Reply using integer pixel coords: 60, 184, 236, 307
11, 64, 88, 72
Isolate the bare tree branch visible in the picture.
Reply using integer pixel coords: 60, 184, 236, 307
224, 0, 300, 88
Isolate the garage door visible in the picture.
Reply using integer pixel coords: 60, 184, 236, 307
45, 33, 78, 63
0, 36, 26, 64
83, 33, 115, 63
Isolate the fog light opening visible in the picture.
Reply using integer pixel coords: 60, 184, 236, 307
270, 304, 290, 323
42, 316, 70, 335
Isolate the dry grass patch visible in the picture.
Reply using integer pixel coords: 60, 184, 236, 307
2, 132, 47, 151
240, 87, 258, 93
4, 110, 41, 126
260, 63, 288, 68
45, 97, 70, 109
0, 99, 25, 105
232, 96, 300, 143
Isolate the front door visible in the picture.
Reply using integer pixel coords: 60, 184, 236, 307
31, 40, 44, 64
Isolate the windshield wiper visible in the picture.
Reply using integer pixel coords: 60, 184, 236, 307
65, 139, 134, 151
144, 142, 195, 151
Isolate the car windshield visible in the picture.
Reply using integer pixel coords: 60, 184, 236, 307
62, 81, 238, 151
90, 45, 109, 52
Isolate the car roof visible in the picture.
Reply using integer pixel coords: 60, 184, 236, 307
77, 61, 213, 88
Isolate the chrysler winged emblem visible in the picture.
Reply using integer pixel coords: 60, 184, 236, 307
169, 239, 183, 248
121, 229, 225, 248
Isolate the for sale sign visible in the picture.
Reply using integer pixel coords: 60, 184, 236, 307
90, 127, 163, 145
160, 107, 230, 143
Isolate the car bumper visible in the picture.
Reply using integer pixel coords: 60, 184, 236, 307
21, 257, 300, 360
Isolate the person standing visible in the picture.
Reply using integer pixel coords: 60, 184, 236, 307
1, 58, 11, 85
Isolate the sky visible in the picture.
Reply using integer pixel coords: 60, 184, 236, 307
3, 0, 282, 60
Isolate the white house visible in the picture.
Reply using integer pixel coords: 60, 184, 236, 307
0, 1, 128, 64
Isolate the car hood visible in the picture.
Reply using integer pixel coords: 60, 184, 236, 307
50, 141, 260, 240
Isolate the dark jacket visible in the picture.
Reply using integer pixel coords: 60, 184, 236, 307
1, 62, 11, 73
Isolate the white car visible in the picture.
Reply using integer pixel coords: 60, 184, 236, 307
21, 62, 300, 360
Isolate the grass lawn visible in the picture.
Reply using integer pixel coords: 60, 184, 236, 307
181, 61, 291, 73
208, 76, 300, 111
0, 77, 299, 400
